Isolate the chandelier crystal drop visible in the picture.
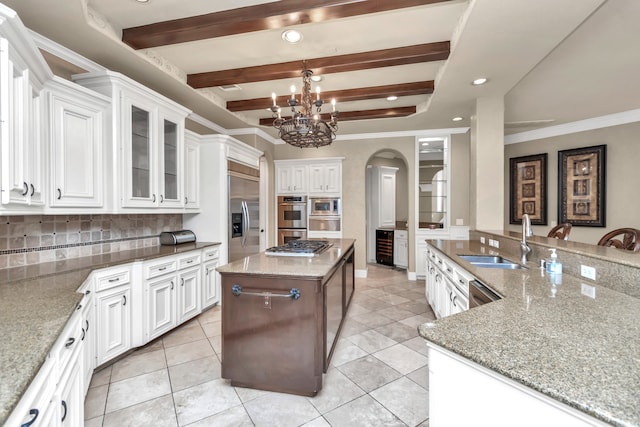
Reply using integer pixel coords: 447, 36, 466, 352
270, 61, 339, 148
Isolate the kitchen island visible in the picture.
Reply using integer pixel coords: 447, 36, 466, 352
216, 238, 355, 396
419, 237, 640, 427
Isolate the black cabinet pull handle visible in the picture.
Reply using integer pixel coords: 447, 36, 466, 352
181, 278, 184, 286
170, 281, 174, 290
186, 260, 193, 264
86, 319, 89, 332
108, 277, 120, 283
57, 188, 62, 199
81, 328, 86, 341
20, 408, 40, 427
185, 197, 188, 204
21, 408, 38, 426
61, 400, 67, 422
85, 289, 91, 295
152, 194, 156, 202
30, 183, 35, 196
158, 266, 167, 271
160, 194, 164, 203
122, 295, 127, 306
21, 182, 28, 196
65, 337, 75, 348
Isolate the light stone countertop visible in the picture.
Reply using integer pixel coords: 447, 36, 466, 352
0, 242, 220, 426
418, 239, 640, 427
216, 238, 356, 278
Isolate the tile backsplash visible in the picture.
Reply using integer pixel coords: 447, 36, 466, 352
0, 214, 183, 270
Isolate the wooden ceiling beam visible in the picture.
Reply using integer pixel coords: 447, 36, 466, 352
122, 0, 452, 49
258, 106, 416, 126
227, 81, 434, 112
187, 42, 449, 88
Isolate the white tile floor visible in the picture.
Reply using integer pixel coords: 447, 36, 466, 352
84, 264, 435, 426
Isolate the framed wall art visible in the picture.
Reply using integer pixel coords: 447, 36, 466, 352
509, 153, 547, 225
558, 144, 606, 227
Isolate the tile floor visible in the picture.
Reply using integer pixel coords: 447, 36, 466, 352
84, 264, 435, 426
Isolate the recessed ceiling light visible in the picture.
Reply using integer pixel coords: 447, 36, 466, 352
310, 75, 323, 82
387, 95, 398, 101
135, 0, 149, 3
282, 30, 302, 44
472, 78, 488, 85
421, 142, 430, 146
452, 116, 463, 122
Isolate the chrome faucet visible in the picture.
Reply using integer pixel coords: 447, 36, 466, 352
520, 214, 533, 263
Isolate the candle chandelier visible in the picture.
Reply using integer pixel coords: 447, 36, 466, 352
270, 61, 339, 148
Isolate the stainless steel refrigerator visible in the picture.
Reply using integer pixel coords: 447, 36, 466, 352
228, 173, 260, 262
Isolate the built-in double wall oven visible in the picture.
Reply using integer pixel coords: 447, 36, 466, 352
277, 195, 307, 245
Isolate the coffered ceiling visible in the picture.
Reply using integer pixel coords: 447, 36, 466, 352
4, 0, 638, 140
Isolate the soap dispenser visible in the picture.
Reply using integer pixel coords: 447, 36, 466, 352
546, 249, 562, 274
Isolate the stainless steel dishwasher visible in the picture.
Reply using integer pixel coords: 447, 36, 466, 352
469, 279, 501, 308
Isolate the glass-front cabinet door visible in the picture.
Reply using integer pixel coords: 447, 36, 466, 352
123, 97, 156, 207
417, 137, 449, 230
158, 112, 183, 208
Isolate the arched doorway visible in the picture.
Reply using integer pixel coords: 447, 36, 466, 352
365, 150, 409, 268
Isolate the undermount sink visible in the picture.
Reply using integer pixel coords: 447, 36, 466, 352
458, 255, 528, 270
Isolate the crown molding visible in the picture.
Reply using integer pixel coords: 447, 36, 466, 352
29, 29, 105, 72
504, 109, 640, 145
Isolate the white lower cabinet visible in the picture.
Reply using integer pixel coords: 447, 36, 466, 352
144, 252, 202, 341
178, 267, 201, 323
79, 290, 95, 396
146, 274, 177, 341
202, 246, 220, 309
393, 229, 408, 269
96, 284, 132, 366
7, 245, 221, 425
429, 345, 608, 427
426, 243, 471, 319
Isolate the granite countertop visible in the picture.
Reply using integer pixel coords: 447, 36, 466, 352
0, 241, 220, 425
418, 239, 640, 427
217, 238, 355, 278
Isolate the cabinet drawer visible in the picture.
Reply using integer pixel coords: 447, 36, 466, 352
178, 252, 201, 270
203, 247, 220, 260
95, 266, 132, 291
52, 311, 83, 379
145, 257, 178, 279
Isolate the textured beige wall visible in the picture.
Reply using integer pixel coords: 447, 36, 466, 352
503, 121, 640, 245
274, 137, 415, 272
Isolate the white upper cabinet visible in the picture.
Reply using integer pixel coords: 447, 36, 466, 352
276, 158, 343, 196
308, 162, 341, 195
368, 165, 397, 228
0, 7, 52, 211
276, 162, 308, 194
72, 71, 191, 212
46, 76, 109, 209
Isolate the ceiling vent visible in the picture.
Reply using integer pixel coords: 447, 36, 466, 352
219, 84, 242, 91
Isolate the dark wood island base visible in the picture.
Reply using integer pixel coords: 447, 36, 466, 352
217, 239, 355, 396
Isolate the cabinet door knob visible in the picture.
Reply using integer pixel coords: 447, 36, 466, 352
57, 188, 62, 200
21, 182, 28, 196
